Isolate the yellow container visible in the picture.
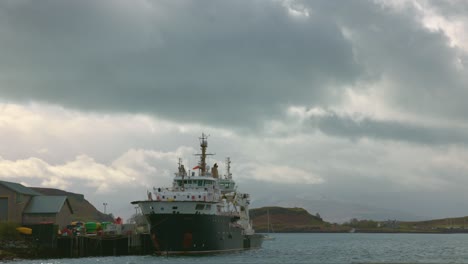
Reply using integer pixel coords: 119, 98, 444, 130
16, 227, 32, 235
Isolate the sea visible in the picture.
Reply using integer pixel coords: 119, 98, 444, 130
8, 233, 468, 264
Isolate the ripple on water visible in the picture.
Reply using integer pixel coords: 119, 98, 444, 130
9, 233, 468, 264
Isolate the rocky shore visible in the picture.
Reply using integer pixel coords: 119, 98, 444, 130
0, 239, 38, 261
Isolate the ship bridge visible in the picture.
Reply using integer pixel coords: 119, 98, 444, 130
218, 179, 236, 193
172, 176, 218, 191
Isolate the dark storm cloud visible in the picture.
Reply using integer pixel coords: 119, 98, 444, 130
308, 112, 468, 145
0, 0, 359, 127
316, 0, 468, 121
0, 0, 467, 136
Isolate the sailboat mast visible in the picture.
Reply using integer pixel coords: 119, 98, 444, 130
267, 209, 270, 233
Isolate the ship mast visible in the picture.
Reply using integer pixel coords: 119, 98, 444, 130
178, 157, 186, 190
195, 133, 213, 176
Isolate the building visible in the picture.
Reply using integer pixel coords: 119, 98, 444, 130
0, 180, 73, 228
0, 180, 42, 223
23, 196, 74, 228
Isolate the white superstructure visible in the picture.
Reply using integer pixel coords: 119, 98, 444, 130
138, 134, 254, 235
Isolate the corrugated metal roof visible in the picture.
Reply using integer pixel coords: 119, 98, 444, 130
23, 196, 71, 214
0, 180, 42, 196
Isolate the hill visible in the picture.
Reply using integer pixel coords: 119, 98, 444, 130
250, 206, 348, 232
398, 216, 468, 232
253, 195, 426, 223
339, 215, 468, 233
32, 187, 113, 222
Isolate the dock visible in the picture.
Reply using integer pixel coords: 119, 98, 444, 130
1, 223, 155, 259
55, 233, 154, 258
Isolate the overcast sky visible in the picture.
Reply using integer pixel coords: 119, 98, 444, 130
1, 0, 468, 222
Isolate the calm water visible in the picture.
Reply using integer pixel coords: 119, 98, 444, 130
9, 233, 468, 264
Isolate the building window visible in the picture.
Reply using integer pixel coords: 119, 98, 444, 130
16, 193, 23, 203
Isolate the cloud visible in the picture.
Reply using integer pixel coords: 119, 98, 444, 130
1, 0, 468, 221
249, 164, 323, 184
300, 108, 468, 145
334, 0, 468, 122
0, 0, 359, 128
0, 102, 236, 164
0, 0, 466, 131
0, 155, 133, 192
1, 102, 468, 220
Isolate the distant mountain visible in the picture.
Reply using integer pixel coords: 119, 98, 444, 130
250, 206, 347, 232
31, 187, 114, 222
402, 216, 468, 230
252, 196, 426, 223
283, 199, 425, 223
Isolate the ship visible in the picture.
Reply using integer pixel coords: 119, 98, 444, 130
131, 134, 263, 255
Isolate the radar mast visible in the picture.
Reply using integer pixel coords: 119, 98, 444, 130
195, 133, 213, 176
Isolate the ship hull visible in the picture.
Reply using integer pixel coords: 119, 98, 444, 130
144, 213, 263, 254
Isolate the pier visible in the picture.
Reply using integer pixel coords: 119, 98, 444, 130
0, 223, 155, 260
55, 233, 154, 258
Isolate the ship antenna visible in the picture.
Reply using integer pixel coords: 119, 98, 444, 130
177, 158, 187, 176
225, 157, 232, 179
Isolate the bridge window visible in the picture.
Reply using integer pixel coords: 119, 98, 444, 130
195, 204, 205, 210
220, 182, 231, 189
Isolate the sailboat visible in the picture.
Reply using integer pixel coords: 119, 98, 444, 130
263, 209, 276, 241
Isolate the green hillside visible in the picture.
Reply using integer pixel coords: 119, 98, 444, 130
400, 216, 468, 231
250, 206, 348, 232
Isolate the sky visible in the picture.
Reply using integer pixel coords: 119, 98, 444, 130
1, 0, 468, 223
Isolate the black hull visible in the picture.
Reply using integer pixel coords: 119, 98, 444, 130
145, 213, 262, 254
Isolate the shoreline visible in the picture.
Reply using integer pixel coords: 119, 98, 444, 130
4, 231, 468, 261
258, 230, 468, 234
